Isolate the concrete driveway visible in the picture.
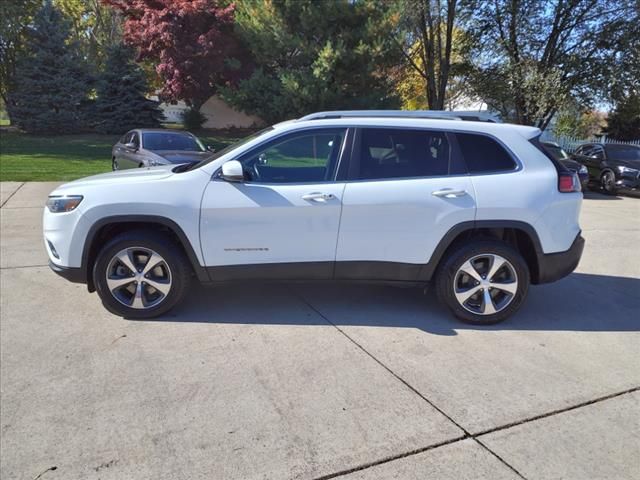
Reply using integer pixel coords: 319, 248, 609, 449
1, 182, 639, 480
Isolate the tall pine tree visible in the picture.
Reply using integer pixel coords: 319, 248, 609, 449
8, 1, 92, 134
94, 44, 163, 134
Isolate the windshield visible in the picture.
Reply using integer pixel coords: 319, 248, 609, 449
142, 132, 205, 152
604, 144, 640, 161
182, 127, 274, 171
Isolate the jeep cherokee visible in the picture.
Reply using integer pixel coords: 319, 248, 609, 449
43, 111, 585, 324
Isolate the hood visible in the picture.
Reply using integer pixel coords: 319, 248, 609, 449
153, 150, 211, 164
52, 165, 176, 194
614, 159, 640, 169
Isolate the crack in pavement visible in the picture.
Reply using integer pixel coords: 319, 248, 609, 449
1, 206, 47, 209
474, 386, 640, 438
0, 182, 25, 208
297, 291, 639, 480
0, 264, 49, 270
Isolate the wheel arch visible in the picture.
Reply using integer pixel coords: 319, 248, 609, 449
82, 215, 209, 291
419, 220, 544, 284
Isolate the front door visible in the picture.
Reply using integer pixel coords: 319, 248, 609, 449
200, 127, 349, 280
335, 127, 477, 280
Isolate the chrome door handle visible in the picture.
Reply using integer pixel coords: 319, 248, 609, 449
432, 188, 467, 198
302, 192, 335, 202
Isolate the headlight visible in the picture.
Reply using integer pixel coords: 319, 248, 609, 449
579, 165, 588, 174
617, 166, 639, 175
46, 195, 83, 213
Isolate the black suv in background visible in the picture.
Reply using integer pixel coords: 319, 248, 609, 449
572, 143, 640, 195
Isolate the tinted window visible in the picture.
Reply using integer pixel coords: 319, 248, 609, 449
605, 144, 640, 161
541, 143, 568, 160
131, 132, 140, 148
578, 145, 595, 156
456, 133, 516, 173
593, 146, 605, 159
142, 132, 204, 152
356, 128, 460, 180
240, 129, 346, 183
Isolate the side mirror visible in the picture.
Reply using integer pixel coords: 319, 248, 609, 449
125, 142, 137, 151
221, 160, 244, 182
206, 145, 215, 152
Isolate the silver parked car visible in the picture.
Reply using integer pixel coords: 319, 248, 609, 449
111, 129, 214, 170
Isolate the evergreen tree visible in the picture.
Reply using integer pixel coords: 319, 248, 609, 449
94, 44, 163, 134
221, 0, 400, 124
8, 1, 92, 134
607, 93, 640, 141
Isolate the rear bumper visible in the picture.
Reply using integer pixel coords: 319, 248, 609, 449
49, 261, 85, 284
535, 234, 585, 284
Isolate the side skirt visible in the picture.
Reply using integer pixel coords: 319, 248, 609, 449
206, 261, 427, 284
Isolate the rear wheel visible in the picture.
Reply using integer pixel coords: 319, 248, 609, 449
436, 240, 530, 325
93, 231, 191, 318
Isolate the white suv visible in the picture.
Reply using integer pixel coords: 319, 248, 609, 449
43, 111, 584, 324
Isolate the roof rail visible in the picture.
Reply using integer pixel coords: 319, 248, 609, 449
299, 110, 502, 123
299, 110, 464, 121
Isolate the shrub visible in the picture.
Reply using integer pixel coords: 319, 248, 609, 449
181, 108, 207, 131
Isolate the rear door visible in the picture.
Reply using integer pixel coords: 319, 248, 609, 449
575, 145, 600, 180
113, 132, 132, 169
334, 127, 476, 281
123, 131, 144, 168
116, 131, 142, 169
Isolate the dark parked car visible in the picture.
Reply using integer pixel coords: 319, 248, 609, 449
571, 143, 640, 195
541, 141, 589, 190
112, 129, 214, 170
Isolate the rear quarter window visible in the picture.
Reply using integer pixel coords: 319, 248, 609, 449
455, 133, 517, 173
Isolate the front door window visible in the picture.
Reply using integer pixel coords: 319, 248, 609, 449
240, 129, 346, 183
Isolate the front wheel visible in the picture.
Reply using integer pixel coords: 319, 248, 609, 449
435, 240, 530, 325
600, 171, 617, 195
112, 157, 119, 171
93, 231, 191, 318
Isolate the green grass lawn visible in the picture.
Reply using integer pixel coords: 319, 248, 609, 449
0, 130, 243, 182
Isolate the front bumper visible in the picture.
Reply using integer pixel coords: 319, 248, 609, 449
616, 178, 640, 192
535, 234, 585, 284
49, 261, 85, 284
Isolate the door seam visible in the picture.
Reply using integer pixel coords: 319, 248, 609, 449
331, 183, 348, 279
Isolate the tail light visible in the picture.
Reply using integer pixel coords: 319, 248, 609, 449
558, 172, 581, 193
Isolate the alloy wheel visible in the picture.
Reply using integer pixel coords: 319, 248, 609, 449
453, 254, 518, 315
105, 247, 172, 309
602, 171, 615, 193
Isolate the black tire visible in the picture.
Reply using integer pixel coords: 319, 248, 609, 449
600, 170, 617, 195
435, 239, 530, 325
93, 230, 191, 319
112, 157, 118, 171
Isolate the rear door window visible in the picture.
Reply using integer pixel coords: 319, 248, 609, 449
353, 128, 465, 180
592, 146, 605, 159
455, 133, 517, 173
578, 145, 594, 156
